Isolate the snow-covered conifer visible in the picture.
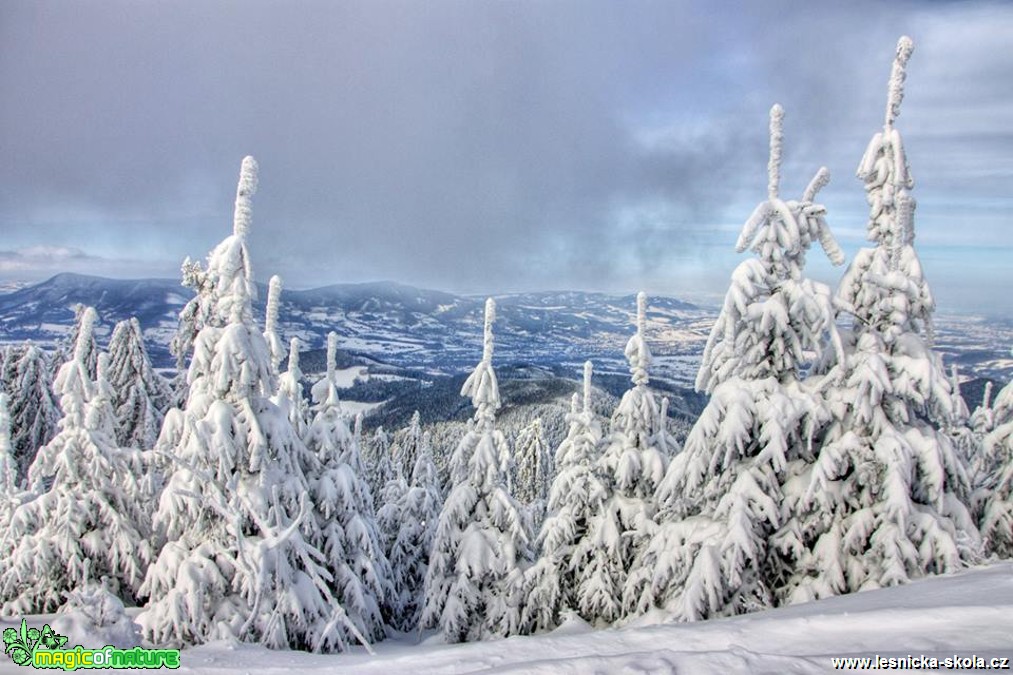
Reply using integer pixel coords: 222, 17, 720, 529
5, 343, 59, 486
513, 417, 553, 530
421, 298, 531, 642
0, 393, 17, 521
366, 426, 395, 507
578, 293, 670, 622
305, 331, 392, 643
384, 432, 443, 631
798, 38, 980, 599
105, 318, 172, 450
977, 380, 1013, 558
138, 158, 362, 653
1, 309, 153, 615
392, 411, 425, 480
635, 105, 844, 621
524, 361, 608, 632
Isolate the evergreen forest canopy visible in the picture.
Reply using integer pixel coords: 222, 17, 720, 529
0, 36, 1010, 653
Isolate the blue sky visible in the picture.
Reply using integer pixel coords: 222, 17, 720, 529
1, 1, 1011, 314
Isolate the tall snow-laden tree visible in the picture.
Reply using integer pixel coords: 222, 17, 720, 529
977, 380, 1013, 558
366, 426, 395, 508
524, 361, 608, 632
383, 431, 443, 631
577, 292, 669, 623
105, 317, 173, 450
0, 310, 153, 615
138, 157, 363, 653
798, 37, 980, 600
65, 304, 100, 381
6, 342, 60, 486
421, 298, 531, 642
392, 411, 425, 481
634, 104, 845, 621
305, 331, 392, 643
264, 275, 285, 374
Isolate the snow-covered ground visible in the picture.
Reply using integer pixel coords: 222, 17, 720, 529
3, 563, 1010, 674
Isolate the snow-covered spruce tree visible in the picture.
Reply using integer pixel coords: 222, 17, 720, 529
272, 337, 310, 439
366, 426, 395, 508
392, 410, 425, 481
383, 431, 443, 631
421, 298, 531, 642
799, 37, 980, 599
305, 331, 392, 643
976, 380, 1013, 558
138, 157, 363, 652
513, 418, 553, 517
263, 275, 285, 375
0, 393, 17, 522
6, 342, 60, 486
0, 310, 153, 615
524, 361, 608, 632
65, 303, 100, 381
633, 104, 845, 621
105, 317, 173, 450
576, 292, 670, 623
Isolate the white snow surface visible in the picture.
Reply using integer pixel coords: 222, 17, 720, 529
2, 562, 1010, 674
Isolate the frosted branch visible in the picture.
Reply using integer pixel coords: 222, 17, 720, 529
482, 297, 496, 363
233, 155, 259, 237
583, 360, 593, 415
885, 36, 915, 129
287, 337, 300, 372
803, 167, 830, 203
768, 104, 784, 200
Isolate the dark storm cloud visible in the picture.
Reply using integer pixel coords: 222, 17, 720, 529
1, 0, 1011, 311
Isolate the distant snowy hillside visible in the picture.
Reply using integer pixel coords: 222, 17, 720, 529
1, 562, 1008, 674
0, 273, 1010, 388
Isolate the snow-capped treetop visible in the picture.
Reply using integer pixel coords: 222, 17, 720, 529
54, 306, 99, 428
583, 360, 593, 415
233, 155, 259, 237
264, 274, 284, 371
885, 36, 915, 129
327, 331, 338, 382
73, 306, 98, 366
461, 298, 500, 424
949, 365, 970, 427
625, 292, 651, 387
768, 103, 784, 200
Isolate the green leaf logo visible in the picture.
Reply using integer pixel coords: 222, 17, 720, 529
3, 620, 68, 667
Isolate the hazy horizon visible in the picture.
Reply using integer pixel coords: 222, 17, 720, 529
2, 1, 1011, 314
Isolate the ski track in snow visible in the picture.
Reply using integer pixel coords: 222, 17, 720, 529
2, 562, 1009, 674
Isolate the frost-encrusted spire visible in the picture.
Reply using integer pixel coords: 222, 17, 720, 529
327, 332, 338, 382
482, 298, 496, 363
74, 307, 98, 365
802, 166, 830, 203
885, 36, 915, 129
233, 156, 259, 237
287, 337, 300, 373
583, 360, 593, 415
625, 292, 651, 387
768, 104, 784, 200
264, 275, 284, 370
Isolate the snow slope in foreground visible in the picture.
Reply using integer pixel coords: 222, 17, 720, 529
2, 562, 1011, 674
